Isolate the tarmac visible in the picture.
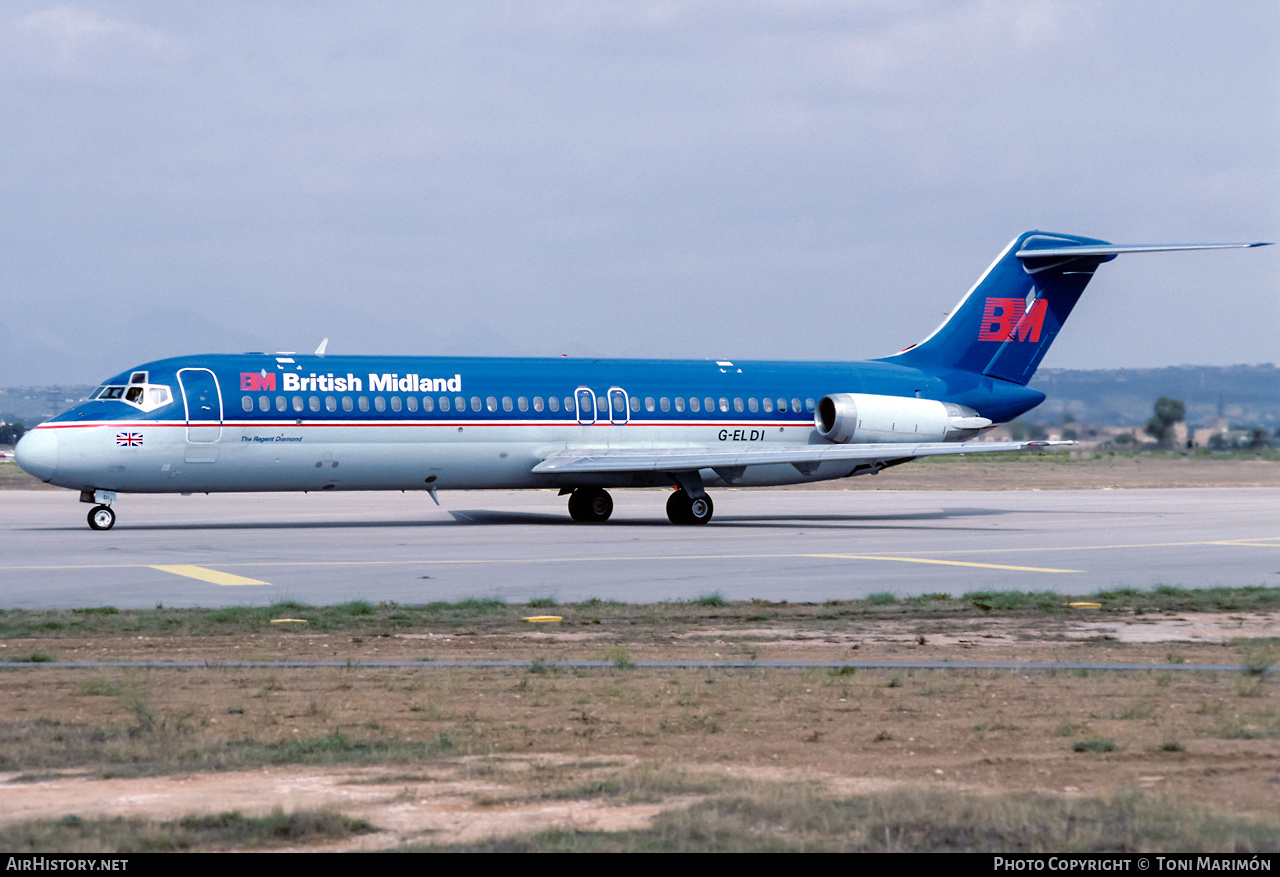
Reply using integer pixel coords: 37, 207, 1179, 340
0, 487, 1276, 608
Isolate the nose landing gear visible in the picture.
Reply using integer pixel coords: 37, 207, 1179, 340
87, 505, 116, 530
80, 489, 118, 530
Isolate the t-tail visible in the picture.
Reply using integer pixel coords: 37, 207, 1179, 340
882, 231, 1270, 386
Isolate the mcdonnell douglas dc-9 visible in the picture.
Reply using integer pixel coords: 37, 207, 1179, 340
15, 231, 1268, 530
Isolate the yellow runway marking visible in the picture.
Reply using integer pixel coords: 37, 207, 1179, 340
149, 565, 270, 586
815, 555, 1080, 573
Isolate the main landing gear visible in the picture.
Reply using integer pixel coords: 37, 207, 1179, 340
88, 505, 116, 531
567, 487, 614, 523
564, 486, 715, 525
666, 489, 713, 525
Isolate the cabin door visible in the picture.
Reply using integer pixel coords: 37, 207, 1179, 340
178, 368, 223, 444
607, 387, 630, 425
575, 387, 596, 425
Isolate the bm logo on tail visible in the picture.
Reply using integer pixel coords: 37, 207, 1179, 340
978, 296, 1047, 343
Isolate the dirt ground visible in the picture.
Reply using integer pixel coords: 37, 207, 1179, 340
1, 610, 1276, 850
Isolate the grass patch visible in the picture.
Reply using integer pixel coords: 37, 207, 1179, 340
965, 591, 1064, 612
77, 679, 123, 697
4, 651, 54, 663
0, 808, 373, 852
1, 587, 1276, 640
1072, 738, 1118, 753
411, 786, 1279, 852
600, 646, 635, 670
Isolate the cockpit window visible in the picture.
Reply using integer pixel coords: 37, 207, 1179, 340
130, 372, 147, 385
91, 382, 172, 412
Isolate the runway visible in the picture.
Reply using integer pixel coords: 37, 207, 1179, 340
1, 487, 1276, 609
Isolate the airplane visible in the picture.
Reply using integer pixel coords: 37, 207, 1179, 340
14, 231, 1269, 530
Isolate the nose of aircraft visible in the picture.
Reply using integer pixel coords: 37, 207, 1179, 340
14, 427, 58, 482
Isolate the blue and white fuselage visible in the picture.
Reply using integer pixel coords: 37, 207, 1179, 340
15, 231, 1268, 528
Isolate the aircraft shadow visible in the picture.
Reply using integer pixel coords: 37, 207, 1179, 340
445, 506, 1010, 528
21, 505, 1049, 532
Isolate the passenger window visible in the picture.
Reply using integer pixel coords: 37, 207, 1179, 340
259, 395, 270, 412
547, 396, 558, 413
293, 396, 304, 412
471, 397, 482, 412
615, 395, 627, 414
719, 397, 730, 413
597, 396, 607, 412
375, 397, 386, 412
422, 396, 434, 412
733, 397, 744, 413
673, 397, 683, 412
518, 396, 528, 412
439, 396, 450, 412
406, 396, 418, 412
326, 396, 337, 412
502, 396, 513, 412
690, 397, 700, 413
805, 398, 815, 412
748, 398, 758, 413
343, 396, 354, 412
391, 396, 402, 412
762, 397, 773, 413
456, 396, 466, 412
309, 396, 320, 412
358, 396, 370, 412
645, 397, 655, 412
533, 397, 544, 412
487, 396, 498, 412
791, 398, 801, 413
705, 397, 715, 413
242, 396, 253, 412
629, 396, 640, 412
276, 396, 287, 412
777, 398, 787, 412
563, 397, 573, 413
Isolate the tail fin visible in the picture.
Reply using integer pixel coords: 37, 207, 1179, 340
882, 231, 1269, 386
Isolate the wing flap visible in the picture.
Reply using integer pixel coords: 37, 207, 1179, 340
533, 440, 1072, 474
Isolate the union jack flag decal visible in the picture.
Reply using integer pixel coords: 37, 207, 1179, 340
116, 432, 143, 447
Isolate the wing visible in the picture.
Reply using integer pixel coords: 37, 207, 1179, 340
533, 440, 1072, 476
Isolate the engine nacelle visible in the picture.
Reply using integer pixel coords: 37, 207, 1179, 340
814, 393, 991, 444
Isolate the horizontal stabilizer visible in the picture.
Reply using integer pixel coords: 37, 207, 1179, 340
534, 440, 1074, 475
1016, 242, 1270, 259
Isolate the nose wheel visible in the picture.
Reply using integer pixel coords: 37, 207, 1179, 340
567, 487, 613, 522
87, 505, 116, 531
666, 490, 713, 525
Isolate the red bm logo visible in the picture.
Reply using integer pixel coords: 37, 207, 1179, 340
240, 372, 277, 391
978, 298, 1047, 343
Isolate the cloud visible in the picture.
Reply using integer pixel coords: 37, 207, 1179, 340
9, 5, 181, 71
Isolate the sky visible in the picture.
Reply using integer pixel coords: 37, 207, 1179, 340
1, 1, 1277, 386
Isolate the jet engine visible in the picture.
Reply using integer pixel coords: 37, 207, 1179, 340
814, 393, 991, 444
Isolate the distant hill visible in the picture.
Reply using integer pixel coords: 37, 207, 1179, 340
1028, 364, 1280, 428
0, 364, 1276, 429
